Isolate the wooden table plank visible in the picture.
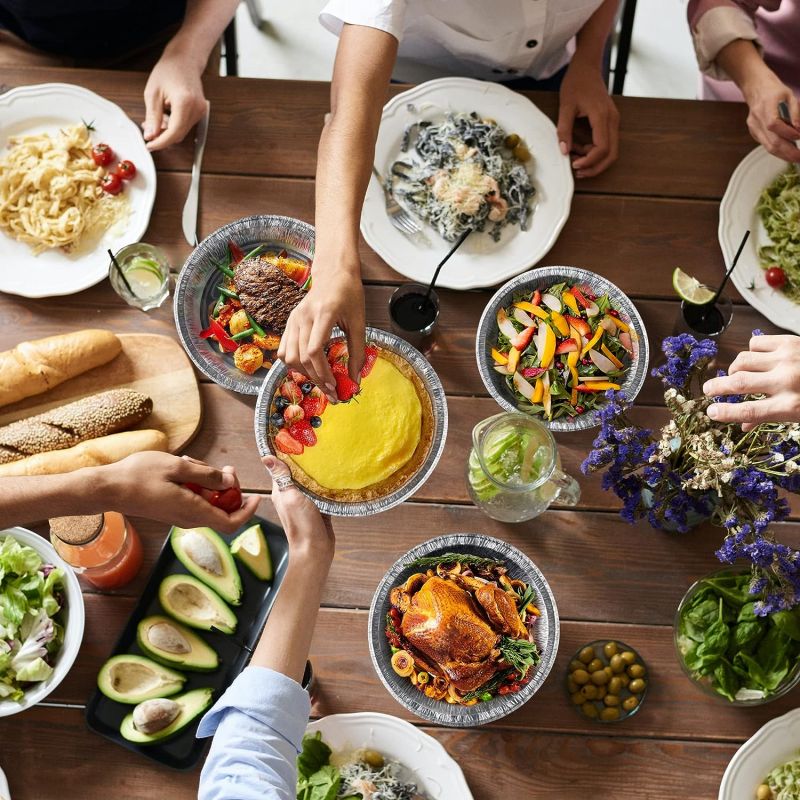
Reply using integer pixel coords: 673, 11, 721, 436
4, 67, 754, 199
0, 704, 736, 800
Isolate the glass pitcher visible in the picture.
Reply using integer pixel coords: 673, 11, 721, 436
466, 412, 581, 522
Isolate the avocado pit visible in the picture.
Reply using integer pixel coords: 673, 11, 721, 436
132, 698, 181, 735
182, 530, 223, 576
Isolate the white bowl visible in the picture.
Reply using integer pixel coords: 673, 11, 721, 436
0, 527, 85, 718
0, 764, 9, 800
306, 712, 473, 799
719, 708, 800, 799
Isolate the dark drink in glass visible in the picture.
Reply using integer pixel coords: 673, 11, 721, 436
389, 283, 440, 350
676, 294, 733, 338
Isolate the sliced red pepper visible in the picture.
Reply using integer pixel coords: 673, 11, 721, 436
228, 240, 246, 266
294, 264, 311, 287
531, 289, 542, 306
521, 366, 546, 379
576, 385, 605, 393
570, 285, 593, 310
199, 318, 238, 352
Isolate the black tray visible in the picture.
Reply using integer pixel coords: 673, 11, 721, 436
85, 516, 289, 770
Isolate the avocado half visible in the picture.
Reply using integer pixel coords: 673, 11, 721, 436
158, 574, 237, 634
97, 654, 186, 704
170, 527, 243, 606
230, 523, 273, 581
120, 687, 213, 744
137, 615, 219, 672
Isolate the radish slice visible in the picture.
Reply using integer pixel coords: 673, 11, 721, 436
580, 374, 613, 381
494, 365, 509, 375
585, 301, 600, 318
513, 371, 536, 400
599, 316, 617, 334
589, 349, 617, 374
513, 307, 538, 328
534, 324, 547, 359
497, 307, 518, 338
541, 292, 561, 312
619, 331, 633, 354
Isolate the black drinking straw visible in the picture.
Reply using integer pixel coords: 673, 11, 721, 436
699, 229, 750, 323
420, 227, 472, 310
107, 248, 135, 296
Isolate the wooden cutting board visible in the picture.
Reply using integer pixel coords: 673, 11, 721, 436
0, 333, 202, 453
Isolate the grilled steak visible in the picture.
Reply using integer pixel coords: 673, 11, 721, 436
233, 257, 306, 334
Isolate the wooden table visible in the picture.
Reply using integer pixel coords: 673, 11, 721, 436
1, 66, 797, 800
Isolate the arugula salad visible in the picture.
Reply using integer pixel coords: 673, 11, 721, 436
757, 169, 800, 301
0, 535, 66, 702
492, 281, 633, 421
676, 572, 800, 703
297, 732, 426, 800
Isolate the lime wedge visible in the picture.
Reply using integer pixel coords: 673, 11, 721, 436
672, 268, 716, 305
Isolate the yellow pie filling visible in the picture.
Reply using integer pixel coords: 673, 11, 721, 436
289, 357, 422, 490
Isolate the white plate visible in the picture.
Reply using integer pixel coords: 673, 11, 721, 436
719, 146, 799, 333
719, 707, 800, 799
363, 77, 574, 290
0, 83, 156, 298
0, 527, 85, 718
306, 712, 473, 800
0, 764, 8, 800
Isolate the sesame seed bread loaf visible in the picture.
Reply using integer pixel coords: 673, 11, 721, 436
0, 429, 168, 476
0, 329, 121, 409
0, 389, 153, 464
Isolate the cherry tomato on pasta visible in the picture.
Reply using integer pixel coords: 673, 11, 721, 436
91, 143, 115, 166
100, 172, 123, 195
115, 160, 137, 180
766, 266, 787, 289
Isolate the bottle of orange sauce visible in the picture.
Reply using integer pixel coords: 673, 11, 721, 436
49, 512, 143, 591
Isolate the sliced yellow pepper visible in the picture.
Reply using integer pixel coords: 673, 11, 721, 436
569, 366, 579, 406
491, 348, 509, 365
549, 310, 570, 337
540, 323, 556, 369
513, 301, 548, 320
577, 381, 621, 391
532, 377, 544, 403
526, 603, 541, 617
601, 343, 623, 369
562, 291, 579, 314
609, 314, 629, 333
507, 346, 520, 374
581, 327, 604, 357
567, 350, 579, 368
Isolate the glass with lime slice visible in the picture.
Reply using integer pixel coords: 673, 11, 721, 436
466, 412, 580, 522
109, 243, 170, 311
672, 267, 733, 337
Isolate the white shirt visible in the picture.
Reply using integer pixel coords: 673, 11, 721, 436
320, 0, 604, 83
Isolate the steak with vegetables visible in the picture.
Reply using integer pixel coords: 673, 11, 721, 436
233, 257, 305, 334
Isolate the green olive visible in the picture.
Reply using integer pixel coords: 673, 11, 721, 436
581, 701, 599, 719
362, 749, 384, 769
566, 677, 578, 693
621, 650, 637, 665
622, 696, 639, 713
595, 685, 607, 700
591, 669, 609, 686
608, 677, 623, 695
603, 693, 621, 707
571, 690, 584, 705
627, 664, 646, 679
609, 654, 625, 673
603, 641, 618, 658
756, 785, 772, 800
619, 673, 630, 687
572, 669, 590, 685
569, 659, 584, 672
578, 646, 595, 664
604, 666, 614, 679
580, 684, 598, 701
513, 143, 531, 163
587, 658, 604, 673
504, 133, 521, 149
629, 678, 646, 694
600, 707, 620, 722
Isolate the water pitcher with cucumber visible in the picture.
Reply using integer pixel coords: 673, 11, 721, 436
467, 412, 580, 522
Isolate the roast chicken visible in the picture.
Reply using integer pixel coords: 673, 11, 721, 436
392, 573, 528, 693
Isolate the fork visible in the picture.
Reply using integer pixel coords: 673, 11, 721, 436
371, 166, 422, 237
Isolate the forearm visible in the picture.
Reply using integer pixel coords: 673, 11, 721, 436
165, 0, 239, 70
715, 37, 772, 95
314, 25, 398, 276
572, 0, 619, 67
250, 548, 332, 683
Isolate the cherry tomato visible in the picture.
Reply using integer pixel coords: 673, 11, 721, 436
498, 685, 514, 695
101, 172, 123, 195
115, 160, 137, 180
766, 266, 787, 289
209, 486, 243, 513
91, 143, 115, 167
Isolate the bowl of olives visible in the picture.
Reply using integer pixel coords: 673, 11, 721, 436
566, 640, 648, 723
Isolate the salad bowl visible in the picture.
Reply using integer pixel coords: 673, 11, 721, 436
0, 527, 84, 718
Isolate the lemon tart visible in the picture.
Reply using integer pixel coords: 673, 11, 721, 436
270, 343, 434, 502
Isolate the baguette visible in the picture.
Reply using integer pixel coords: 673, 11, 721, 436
0, 389, 153, 464
0, 429, 168, 476
0, 329, 121, 409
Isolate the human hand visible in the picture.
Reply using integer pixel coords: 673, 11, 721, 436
740, 70, 800, 163
557, 57, 619, 178
142, 46, 208, 152
262, 456, 335, 558
99, 452, 260, 533
277, 262, 365, 402
703, 335, 800, 430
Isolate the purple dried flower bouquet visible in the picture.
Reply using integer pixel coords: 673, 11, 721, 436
581, 333, 800, 615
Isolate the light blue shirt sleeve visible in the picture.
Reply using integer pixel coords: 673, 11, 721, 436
197, 666, 311, 800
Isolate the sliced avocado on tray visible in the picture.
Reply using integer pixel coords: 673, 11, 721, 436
230, 523, 273, 581
97, 654, 186, 704
158, 574, 238, 634
170, 526, 243, 605
137, 615, 219, 672
121, 688, 214, 744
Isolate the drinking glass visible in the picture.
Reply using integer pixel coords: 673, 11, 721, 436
674, 293, 733, 338
389, 282, 440, 350
108, 242, 171, 311
466, 412, 581, 522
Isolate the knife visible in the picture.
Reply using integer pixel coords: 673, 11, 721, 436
182, 100, 210, 246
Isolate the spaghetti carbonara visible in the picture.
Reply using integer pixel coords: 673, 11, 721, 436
0, 124, 127, 254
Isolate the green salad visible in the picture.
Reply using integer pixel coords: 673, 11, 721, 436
758, 169, 800, 300
0, 536, 66, 701
757, 755, 800, 800
676, 572, 800, 703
